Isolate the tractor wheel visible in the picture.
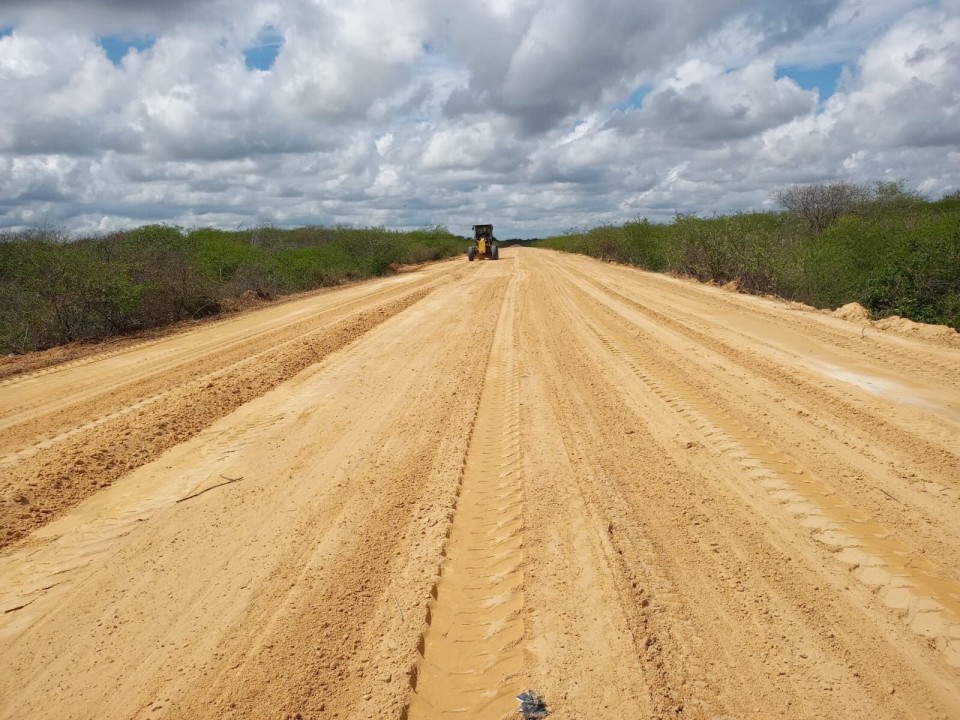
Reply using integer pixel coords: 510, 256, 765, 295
491, 245, 499, 260
467, 246, 476, 261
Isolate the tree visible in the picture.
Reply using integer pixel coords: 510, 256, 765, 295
872, 178, 924, 205
776, 181, 869, 233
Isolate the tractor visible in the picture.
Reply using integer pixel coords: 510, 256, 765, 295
467, 224, 499, 261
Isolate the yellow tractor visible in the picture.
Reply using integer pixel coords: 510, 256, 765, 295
467, 224, 499, 261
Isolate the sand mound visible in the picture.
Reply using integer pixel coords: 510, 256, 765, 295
874, 315, 960, 342
833, 302, 871, 322
721, 280, 740, 292
830, 303, 959, 344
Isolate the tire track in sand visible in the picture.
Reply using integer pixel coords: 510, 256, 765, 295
569, 285, 960, 671
0, 288, 432, 551
406, 271, 524, 719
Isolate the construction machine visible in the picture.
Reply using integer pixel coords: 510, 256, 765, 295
467, 224, 499, 261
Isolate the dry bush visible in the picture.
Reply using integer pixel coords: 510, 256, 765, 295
776, 181, 870, 233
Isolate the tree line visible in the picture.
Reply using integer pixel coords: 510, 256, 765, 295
538, 181, 960, 331
0, 224, 463, 354
4, 181, 958, 354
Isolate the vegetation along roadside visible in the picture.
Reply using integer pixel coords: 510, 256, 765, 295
537, 180, 960, 332
3, 179, 959, 355
0, 224, 463, 354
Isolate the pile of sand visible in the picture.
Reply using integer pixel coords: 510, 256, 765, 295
874, 315, 960, 342
829, 302, 960, 346
832, 302, 871, 322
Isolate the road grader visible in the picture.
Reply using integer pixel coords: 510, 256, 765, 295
467, 224, 499, 261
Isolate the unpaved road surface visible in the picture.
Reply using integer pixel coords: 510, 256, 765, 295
2, 248, 959, 719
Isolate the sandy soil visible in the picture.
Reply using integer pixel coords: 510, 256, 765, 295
1, 248, 959, 719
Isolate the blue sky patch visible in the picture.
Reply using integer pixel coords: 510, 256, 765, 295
616, 84, 652, 111
1, 26, 14, 39
98, 35, 155, 66
776, 63, 843, 101
244, 25, 284, 71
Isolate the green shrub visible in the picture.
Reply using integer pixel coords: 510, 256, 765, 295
862, 214, 960, 326
1, 223, 466, 353
538, 220, 671, 272
536, 183, 960, 330
187, 228, 264, 283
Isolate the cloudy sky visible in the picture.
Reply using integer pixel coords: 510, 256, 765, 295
1, 0, 958, 237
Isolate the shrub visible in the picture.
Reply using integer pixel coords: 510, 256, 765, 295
776, 181, 870, 233
1, 224, 465, 354
536, 183, 960, 331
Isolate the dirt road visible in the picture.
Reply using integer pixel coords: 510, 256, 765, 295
2, 248, 959, 719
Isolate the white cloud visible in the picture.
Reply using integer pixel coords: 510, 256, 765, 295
0, 0, 957, 237
638, 59, 816, 143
